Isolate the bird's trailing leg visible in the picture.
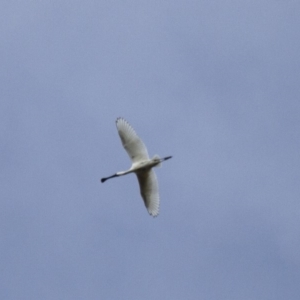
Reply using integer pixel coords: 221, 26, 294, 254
162, 156, 172, 161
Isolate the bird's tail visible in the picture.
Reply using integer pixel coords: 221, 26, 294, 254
153, 154, 162, 167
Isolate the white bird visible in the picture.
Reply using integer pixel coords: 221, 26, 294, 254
101, 118, 172, 217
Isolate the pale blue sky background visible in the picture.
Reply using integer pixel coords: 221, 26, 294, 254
1, 1, 300, 299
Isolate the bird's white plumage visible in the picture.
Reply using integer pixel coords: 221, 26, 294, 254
101, 117, 171, 217
116, 118, 149, 163
116, 118, 159, 216
136, 169, 159, 217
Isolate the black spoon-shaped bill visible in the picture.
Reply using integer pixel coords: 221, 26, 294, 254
101, 173, 119, 183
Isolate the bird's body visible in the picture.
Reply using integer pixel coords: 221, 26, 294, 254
101, 118, 172, 217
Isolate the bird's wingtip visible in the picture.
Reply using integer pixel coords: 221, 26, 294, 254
116, 117, 125, 123
148, 209, 159, 218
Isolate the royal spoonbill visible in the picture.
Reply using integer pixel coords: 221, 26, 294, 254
101, 118, 172, 217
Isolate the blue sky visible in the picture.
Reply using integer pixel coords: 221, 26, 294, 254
1, 1, 300, 299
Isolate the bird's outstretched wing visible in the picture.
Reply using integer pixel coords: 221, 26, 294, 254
136, 170, 159, 217
116, 118, 149, 163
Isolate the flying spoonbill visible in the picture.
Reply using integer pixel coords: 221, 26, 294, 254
101, 118, 172, 217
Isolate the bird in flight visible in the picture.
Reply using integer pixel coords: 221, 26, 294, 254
101, 118, 172, 217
